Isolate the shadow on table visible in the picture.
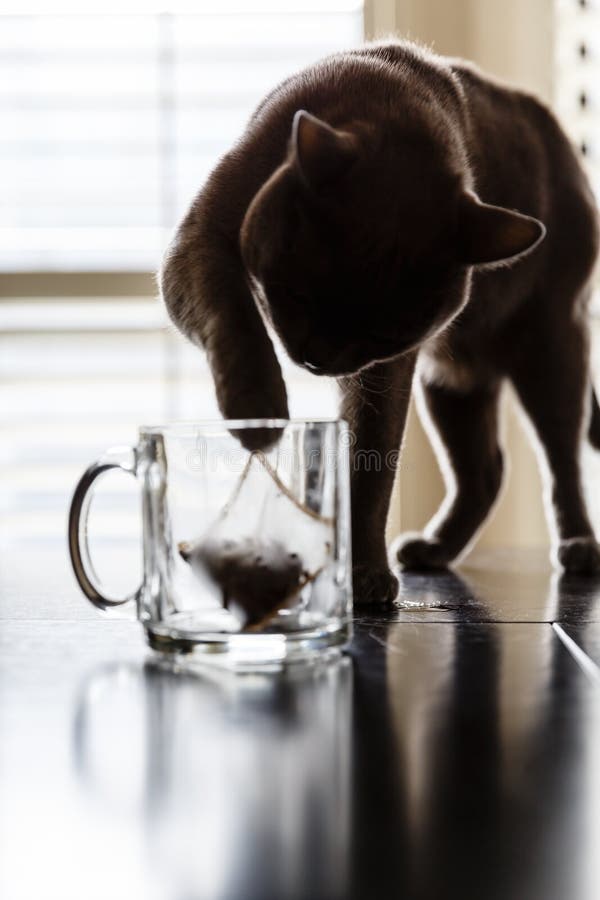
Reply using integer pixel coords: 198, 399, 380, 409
389, 554, 600, 623
351, 568, 599, 900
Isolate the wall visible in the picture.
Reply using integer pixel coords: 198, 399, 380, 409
364, 0, 557, 551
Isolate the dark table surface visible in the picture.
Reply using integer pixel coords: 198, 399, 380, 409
1, 539, 599, 900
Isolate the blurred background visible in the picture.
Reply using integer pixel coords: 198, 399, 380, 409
0, 0, 598, 559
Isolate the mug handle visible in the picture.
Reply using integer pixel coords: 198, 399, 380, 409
68, 446, 142, 612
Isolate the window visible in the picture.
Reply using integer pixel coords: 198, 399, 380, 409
555, 1, 600, 527
0, 3, 361, 544
555, 0, 600, 197
0, 2, 363, 272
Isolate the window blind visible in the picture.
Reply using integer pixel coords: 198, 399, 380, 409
0, 3, 363, 272
554, 2, 600, 517
0, 3, 359, 548
555, 0, 600, 197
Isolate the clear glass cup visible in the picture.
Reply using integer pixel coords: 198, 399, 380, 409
68, 419, 352, 668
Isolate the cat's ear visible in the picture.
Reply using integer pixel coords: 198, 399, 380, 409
290, 109, 359, 189
456, 191, 546, 265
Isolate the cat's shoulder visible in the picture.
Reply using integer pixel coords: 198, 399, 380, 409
350, 39, 458, 82
449, 56, 553, 121
347, 40, 467, 112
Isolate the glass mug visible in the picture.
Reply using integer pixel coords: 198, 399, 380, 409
68, 420, 353, 667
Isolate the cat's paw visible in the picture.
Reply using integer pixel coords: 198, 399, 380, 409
353, 563, 399, 606
223, 386, 289, 452
231, 423, 284, 453
557, 537, 600, 574
394, 534, 451, 571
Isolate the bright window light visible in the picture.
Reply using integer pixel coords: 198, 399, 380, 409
0, 4, 363, 271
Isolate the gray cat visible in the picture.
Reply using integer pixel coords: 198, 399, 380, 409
160, 39, 600, 604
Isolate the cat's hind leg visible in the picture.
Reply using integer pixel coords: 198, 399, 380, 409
394, 379, 504, 570
507, 318, 600, 573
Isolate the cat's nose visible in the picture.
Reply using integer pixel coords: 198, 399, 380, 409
302, 337, 330, 373
304, 360, 325, 373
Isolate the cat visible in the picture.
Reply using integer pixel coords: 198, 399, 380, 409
160, 38, 600, 604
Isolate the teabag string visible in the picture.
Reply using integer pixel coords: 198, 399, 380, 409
178, 452, 334, 629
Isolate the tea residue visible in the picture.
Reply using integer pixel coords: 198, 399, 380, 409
178, 451, 332, 630
179, 536, 313, 629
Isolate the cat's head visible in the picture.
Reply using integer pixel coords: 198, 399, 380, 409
240, 110, 545, 376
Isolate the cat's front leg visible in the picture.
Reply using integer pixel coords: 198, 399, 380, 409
160, 209, 288, 450
203, 310, 289, 450
339, 353, 416, 606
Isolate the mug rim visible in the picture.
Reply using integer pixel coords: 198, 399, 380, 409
138, 417, 346, 436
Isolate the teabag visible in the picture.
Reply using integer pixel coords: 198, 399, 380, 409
178, 453, 334, 629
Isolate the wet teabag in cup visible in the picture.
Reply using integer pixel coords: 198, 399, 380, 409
178, 452, 334, 629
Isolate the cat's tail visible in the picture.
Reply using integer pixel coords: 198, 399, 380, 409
589, 386, 600, 450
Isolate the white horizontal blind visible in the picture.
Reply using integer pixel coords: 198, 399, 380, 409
0, 3, 359, 549
0, 300, 338, 552
554, 0, 600, 198
555, 2, 600, 517
0, 2, 363, 272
